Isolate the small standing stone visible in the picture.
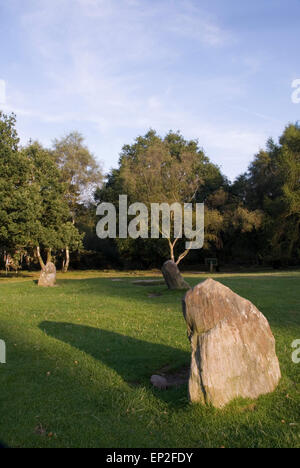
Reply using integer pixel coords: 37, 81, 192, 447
38, 262, 56, 287
182, 279, 281, 408
161, 260, 190, 290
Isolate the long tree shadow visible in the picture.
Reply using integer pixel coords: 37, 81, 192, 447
39, 321, 190, 400
0, 322, 189, 447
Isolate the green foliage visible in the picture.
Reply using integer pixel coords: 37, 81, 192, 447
237, 124, 300, 264
1, 112, 299, 269
52, 131, 103, 215
0, 112, 38, 250
98, 130, 228, 265
23, 142, 83, 257
0, 114, 82, 265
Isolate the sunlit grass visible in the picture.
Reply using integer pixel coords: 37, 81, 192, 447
0, 271, 299, 447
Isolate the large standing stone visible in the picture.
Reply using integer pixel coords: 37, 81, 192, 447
182, 279, 281, 408
162, 260, 190, 290
38, 262, 56, 287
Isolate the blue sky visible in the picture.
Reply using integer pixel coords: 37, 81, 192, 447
0, 0, 300, 180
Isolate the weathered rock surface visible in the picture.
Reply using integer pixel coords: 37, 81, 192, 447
162, 260, 190, 290
183, 279, 281, 408
38, 262, 56, 287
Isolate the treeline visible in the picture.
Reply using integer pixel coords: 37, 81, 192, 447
0, 112, 102, 272
95, 125, 300, 269
0, 111, 299, 272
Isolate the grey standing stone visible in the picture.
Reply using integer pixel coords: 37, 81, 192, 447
183, 279, 281, 408
161, 260, 190, 290
38, 262, 56, 287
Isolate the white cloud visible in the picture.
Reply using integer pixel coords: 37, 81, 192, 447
165, 0, 233, 47
12, 0, 236, 128
4, 0, 269, 179
167, 13, 231, 47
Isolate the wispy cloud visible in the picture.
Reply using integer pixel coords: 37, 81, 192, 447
9, 0, 235, 126
1, 0, 293, 180
165, 1, 233, 47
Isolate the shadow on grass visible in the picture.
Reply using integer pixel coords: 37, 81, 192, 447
0, 326, 187, 448
0, 272, 34, 279
39, 321, 190, 404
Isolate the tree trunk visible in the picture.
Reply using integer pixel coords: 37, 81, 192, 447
62, 247, 70, 273
168, 238, 178, 264
176, 248, 190, 265
36, 246, 46, 271
46, 248, 52, 263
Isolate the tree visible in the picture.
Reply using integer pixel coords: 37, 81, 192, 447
52, 131, 103, 216
0, 112, 38, 268
233, 123, 300, 265
0, 113, 83, 273
266, 125, 300, 261
21, 142, 83, 271
98, 130, 226, 267
52, 132, 102, 271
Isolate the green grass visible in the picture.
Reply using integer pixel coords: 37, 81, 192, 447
0, 270, 299, 448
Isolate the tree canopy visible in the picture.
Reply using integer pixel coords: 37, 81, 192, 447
53, 132, 103, 217
98, 130, 232, 265
0, 113, 83, 270
1, 111, 299, 272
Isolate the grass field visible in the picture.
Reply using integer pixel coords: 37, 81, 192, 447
0, 270, 299, 448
